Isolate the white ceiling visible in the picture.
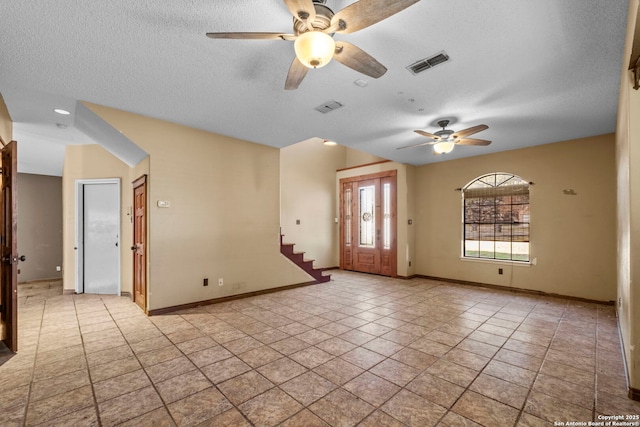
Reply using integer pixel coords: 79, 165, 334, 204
0, 0, 629, 175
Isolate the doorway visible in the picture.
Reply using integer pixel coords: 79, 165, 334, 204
75, 179, 120, 295
340, 170, 397, 276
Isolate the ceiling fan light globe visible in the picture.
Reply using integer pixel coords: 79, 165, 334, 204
294, 31, 335, 69
433, 141, 455, 154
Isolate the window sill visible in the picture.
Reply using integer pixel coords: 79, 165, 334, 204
459, 257, 534, 267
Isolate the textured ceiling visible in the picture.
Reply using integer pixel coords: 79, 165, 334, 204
0, 0, 629, 175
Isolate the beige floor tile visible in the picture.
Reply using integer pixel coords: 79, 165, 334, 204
269, 336, 310, 355
167, 387, 233, 426
426, 359, 479, 388
196, 408, 251, 427
310, 388, 375, 426
218, 370, 275, 405
200, 356, 252, 384
26, 385, 94, 426
257, 357, 307, 384
453, 390, 520, 426
281, 371, 337, 405
187, 344, 233, 368
313, 358, 365, 385
381, 389, 447, 427
406, 372, 465, 408
370, 358, 421, 387
524, 390, 593, 424
343, 371, 401, 406
315, 336, 357, 356
470, 373, 529, 409
239, 387, 303, 426
155, 370, 212, 404
532, 373, 594, 409
289, 346, 334, 369
118, 407, 176, 427
341, 347, 387, 370
237, 345, 283, 368
359, 410, 407, 427
483, 359, 537, 387
30, 368, 90, 402
279, 409, 330, 427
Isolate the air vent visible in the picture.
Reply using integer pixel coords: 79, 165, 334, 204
315, 100, 344, 114
406, 51, 450, 75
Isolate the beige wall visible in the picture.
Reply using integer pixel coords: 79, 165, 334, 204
62, 144, 133, 293
81, 103, 310, 310
336, 161, 416, 277
0, 92, 12, 144
280, 138, 347, 268
18, 173, 63, 282
616, 0, 640, 393
414, 134, 616, 302
345, 148, 386, 169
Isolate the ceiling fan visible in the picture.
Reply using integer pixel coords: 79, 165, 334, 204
398, 119, 491, 154
206, 0, 421, 90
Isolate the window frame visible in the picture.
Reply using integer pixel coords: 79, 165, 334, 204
461, 172, 531, 263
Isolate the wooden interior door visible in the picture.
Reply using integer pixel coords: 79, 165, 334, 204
340, 171, 397, 277
1, 141, 18, 351
132, 175, 147, 312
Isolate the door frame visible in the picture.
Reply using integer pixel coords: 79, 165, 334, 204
132, 175, 147, 312
1, 140, 18, 352
339, 170, 397, 277
74, 178, 121, 294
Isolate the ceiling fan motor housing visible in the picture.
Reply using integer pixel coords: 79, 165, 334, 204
293, 4, 334, 34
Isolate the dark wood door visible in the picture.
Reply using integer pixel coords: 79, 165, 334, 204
340, 171, 397, 277
132, 175, 147, 312
1, 141, 18, 351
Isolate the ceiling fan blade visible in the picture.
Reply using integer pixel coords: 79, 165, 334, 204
285, 57, 308, 90
331, 0, 421, 34
456, 138, 492, 146
334, 42, 387, 78
206, 32, 296, 41
283, 0, 316, 29
452, 124, 488, 139
397, 140, 434, 150
414, 130, 441, 140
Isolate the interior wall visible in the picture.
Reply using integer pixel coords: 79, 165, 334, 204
83, 103, 311, 311
616, 0, 640, 394
414, 134, 616, 302
345, 148, 386, 169
0, 92, 12, 144
17, 173, 62, 282
62, 144, 133, 294
280, 138, 347, 268
336, 161, 415, 277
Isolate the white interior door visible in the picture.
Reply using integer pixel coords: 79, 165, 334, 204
82, 182, 120, 295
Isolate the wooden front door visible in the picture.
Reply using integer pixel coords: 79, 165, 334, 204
340, 171, 397, 277
1, 141, 18, 351
132, 175, 147, 312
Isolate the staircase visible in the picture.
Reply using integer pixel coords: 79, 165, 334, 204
280, 235, 331, 283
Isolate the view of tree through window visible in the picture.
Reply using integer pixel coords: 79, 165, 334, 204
463, 173, 530, 262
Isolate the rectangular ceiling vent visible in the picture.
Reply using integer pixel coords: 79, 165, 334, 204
315, 100, 344, 114
406, 51, 450, 75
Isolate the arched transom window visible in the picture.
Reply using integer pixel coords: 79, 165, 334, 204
463, 173, 530, 262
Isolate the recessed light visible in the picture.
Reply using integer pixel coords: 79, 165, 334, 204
54, 108, 70, 115
323, 139, 337, 146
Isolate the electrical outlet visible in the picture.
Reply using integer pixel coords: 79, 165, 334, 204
203, 278, 208, 287
408, 261, 412, 267
56, 266, 61, 272
218, 278, 223, 287
498, 268, 503, 275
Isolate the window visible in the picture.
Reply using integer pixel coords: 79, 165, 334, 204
463, 173, 530, 262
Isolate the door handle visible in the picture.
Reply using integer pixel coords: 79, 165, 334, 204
131, 245, 137, 251
18, 255, 26, 262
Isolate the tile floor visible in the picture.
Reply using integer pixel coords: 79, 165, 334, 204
1, 272, 639, 426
